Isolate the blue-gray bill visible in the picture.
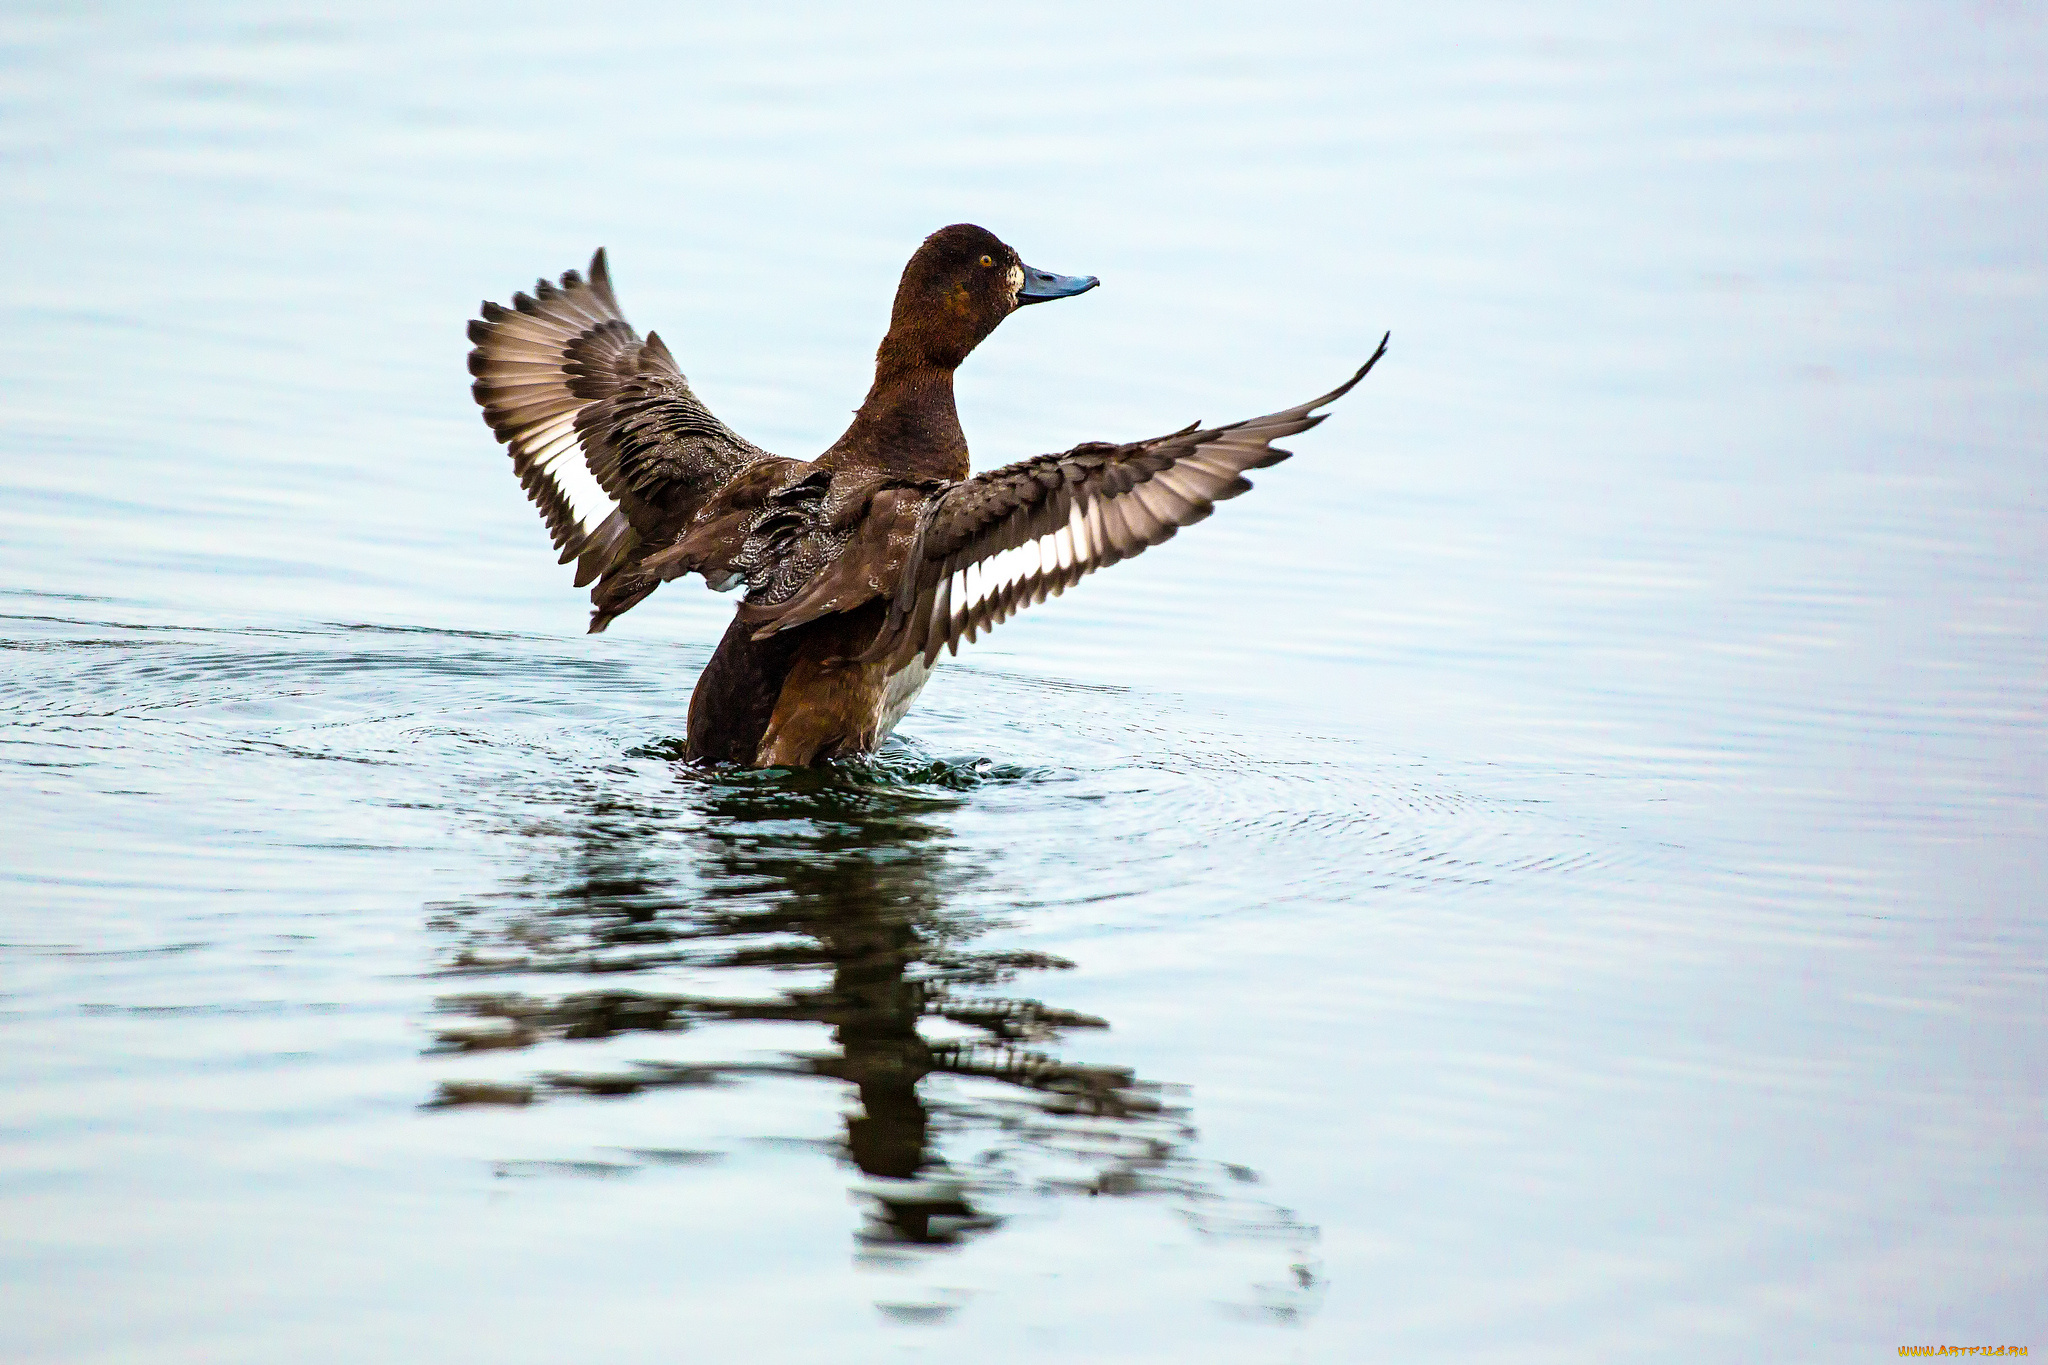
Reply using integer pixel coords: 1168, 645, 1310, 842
1016, 264, 1099, 304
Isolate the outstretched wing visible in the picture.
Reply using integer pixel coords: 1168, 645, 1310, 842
467, 250, 781, 631
859, 336, 1389, 671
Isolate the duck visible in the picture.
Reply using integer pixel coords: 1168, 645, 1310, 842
467, 224, 1387, 767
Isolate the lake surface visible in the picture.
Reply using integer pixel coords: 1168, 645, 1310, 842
2, 2, 2043, 1360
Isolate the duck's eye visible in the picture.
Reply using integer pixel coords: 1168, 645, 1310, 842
979, 255, 994, 268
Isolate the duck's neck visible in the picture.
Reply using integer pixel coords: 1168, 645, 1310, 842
822, 355, 969, 482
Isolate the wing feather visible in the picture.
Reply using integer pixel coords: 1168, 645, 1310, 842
468, 249, 782, 632
469, 259, 635, 565
860, 336, 1389, 670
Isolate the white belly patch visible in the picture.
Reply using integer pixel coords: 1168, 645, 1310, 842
875, 655, 936, 742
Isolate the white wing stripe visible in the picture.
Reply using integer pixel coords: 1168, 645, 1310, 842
918, 478, 1210, 658
1028, 528, 1059, 592
1010, 540, 1033, 586
537, 436, 616, 533
992, 545, 1015, 597
1084, 497, 1110, 558
1071, 500, 1095, 563
521, 423, 575, 461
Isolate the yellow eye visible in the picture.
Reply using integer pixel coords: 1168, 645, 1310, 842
979, 254, 995, 268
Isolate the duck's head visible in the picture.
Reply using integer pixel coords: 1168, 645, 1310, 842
880, 223, 1098, 371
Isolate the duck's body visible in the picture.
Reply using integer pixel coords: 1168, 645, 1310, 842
468, 225, 1385, 767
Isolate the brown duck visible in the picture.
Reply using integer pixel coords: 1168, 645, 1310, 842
467, 224, 1387, 767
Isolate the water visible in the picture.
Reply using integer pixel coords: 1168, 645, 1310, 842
2, 2, 2043, 1360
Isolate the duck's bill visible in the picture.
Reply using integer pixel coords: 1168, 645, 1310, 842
1016, 265, 1100, 305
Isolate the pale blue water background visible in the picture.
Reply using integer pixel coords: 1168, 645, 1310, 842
2, 2, 2044, 1361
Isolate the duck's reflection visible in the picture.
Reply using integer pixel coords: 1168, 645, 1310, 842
425, 755, 1316, 1308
